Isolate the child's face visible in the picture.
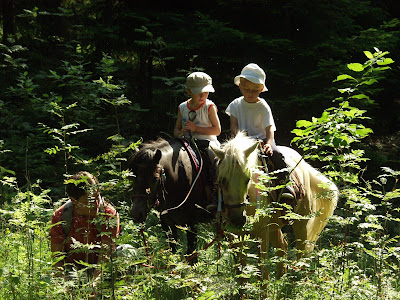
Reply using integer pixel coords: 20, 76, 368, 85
239, 79, 264, 103
72, 188, 100, 215
187, 89, 209, 103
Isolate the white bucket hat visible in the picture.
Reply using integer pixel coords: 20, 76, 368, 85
186, 72, 215, 94
234, 63, 268, 92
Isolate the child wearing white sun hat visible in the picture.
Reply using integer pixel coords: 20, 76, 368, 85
226, 63, 296, 202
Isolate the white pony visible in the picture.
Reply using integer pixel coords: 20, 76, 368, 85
212, 132, 338, 279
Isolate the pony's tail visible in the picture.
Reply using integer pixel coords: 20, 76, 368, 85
305, 167, 339, 248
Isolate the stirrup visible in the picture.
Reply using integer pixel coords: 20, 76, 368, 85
206, 203, 218, 212
279, 183, 296, 200
281, 192, 295, 200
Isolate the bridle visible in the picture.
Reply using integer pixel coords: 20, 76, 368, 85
217, 185, 247, 211
215, 169, 247, 212
131, 164, 167, 210
217, 142, 271, 212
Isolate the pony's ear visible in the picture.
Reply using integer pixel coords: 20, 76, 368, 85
211, 146, 224, 160
244, 141, 259, 158
154, 149, 162, 163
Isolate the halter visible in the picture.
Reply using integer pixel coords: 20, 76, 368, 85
132, 164, 167, 210
215, 172, 248, 211
215, 142, 269, 212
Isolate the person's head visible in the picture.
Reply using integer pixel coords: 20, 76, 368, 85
234, 63, 267, 102
66, 171, 100, 211
185, 72, 214, 102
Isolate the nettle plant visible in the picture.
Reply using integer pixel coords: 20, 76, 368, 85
290, 49, 400, 294
291, 48, 394, 179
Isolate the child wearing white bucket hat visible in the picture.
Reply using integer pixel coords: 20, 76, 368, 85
226, 63, 296, 201
173, 71, 221, 148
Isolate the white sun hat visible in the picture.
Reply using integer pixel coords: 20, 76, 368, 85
234, 63, 268, 92
186, 72, 215, 94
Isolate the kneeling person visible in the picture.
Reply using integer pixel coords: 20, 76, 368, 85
50, 171, 120, 283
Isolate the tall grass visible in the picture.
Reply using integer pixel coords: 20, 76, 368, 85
0, 171, 399, 299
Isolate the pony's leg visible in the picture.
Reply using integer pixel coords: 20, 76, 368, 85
186, 228, 198, 264
292, 219, 315, 258
258, 227, 270, 282
267, 217, 288, 278
161, 222, 179, 253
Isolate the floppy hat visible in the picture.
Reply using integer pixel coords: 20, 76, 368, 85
186, 72, 215, 94
234, 63, 268, 92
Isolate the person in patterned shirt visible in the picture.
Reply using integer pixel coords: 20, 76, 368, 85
50, 171, 120, 287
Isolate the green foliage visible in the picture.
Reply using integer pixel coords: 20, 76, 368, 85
292, 49, 394, 183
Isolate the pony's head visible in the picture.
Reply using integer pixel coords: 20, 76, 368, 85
212, 132, 259, 228
129, 145, 165, 223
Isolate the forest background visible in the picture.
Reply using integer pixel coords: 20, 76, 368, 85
0, 0, 400, 299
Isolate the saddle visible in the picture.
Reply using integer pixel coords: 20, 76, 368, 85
178, 138, 214, 190
258, 150, 305, 223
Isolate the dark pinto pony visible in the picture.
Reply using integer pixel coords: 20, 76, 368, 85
129, 137, 212, 257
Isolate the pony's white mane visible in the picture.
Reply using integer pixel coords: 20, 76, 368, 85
218, 132, 259, 180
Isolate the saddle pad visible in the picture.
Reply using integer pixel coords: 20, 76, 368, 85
178, 138, 200, 172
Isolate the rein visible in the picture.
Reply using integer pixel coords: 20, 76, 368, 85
160, 139, 203, 216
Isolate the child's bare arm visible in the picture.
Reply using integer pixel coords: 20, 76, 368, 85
173, 110, 185, 137
230, 115, 239, 136
263, 125, 274, 155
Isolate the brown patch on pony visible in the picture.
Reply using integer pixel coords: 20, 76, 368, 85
290, 169, 305, 200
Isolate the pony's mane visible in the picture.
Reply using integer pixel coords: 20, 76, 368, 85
140, 137, 170, 150
129, 137, 170, 168
218, 132, 259, 179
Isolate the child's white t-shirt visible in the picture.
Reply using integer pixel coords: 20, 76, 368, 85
179, 99, 220, 147
226, 96, 276, 140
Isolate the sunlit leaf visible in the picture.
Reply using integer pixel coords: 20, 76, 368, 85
363, 51, 374, 59
333, 74, 356, 82
347, 63, 364, 72
377, 58, 394, 65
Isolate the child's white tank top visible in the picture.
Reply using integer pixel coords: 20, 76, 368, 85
179, 99, 220, 148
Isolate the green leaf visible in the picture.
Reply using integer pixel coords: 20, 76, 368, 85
296, 120, 312, 128
363, 51, 374, 59
355, 128, 373, 137
291, 129, 304, 136
347, 63, 364, 72
333, 74, 356, 82
374, 66, 391, 71
291, 137, 301, 143
351, 94, 370, 100
360, 79, 378, 85
377, 58, 394, 65
318, 111, 330, 122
